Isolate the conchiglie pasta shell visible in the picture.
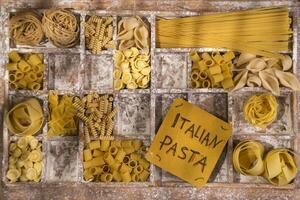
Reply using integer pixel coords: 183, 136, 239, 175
117, 30, 134, 41
246, 58, 267, 73
247, 74, 262, 87
263, 57, 280, 68
232, 70, 248, 91
237, 53, 256, 66
274, 70, 300, 91
280, 55, 292, 71
119, 40, 135, 50
259, 70, 280, 96
134, 26, 149, 47
123, 17, 139, 30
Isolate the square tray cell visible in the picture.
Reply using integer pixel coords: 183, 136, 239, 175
115, 93, 151, 139
83, 54, 114, 90
188, 93, 228, 122
154, 53, 187, 89
154, 93, 188, 132
232, 135, 293, 184
232, 91, 293, 135
48, 53, 80, 90
45, 139, 79, 182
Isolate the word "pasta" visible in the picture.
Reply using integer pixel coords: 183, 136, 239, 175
83, 139, 150, 182
73, 93, 118, 142
114, 48, 150, 90
5, 98, 43, 136
243, 94, 278, 128
232, 53, 300, 96
233, 140, 299, 186
9, 11, 44, 46
6, 136, 42, 183
42, 9, 79, 48
189, 51, 234, 89
48, 91, 78, 136
156, 7, 292, 58
85, 15, 115, 54
117, 16, 150, 53
7, 51, 45, 90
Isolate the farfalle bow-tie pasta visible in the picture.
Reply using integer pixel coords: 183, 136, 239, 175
5, 98, 43, 136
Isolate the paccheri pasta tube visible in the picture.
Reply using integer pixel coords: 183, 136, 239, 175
243, 93, 278, 128
42, 9, 79, 48
48, 91, 78, 136
117, 16, 150, 53
73, 93, 118, 141
233, 140, 299, 186
5, 98, 43, 136
83, 139, 150, 182
232, 53, 300, 96
6, 136, 42, 183
6, 51, 45, 90
156, 7, 292, 59
113, 48, 150, 90
189, 51, 234, 89
85, 15, 115, 54
9, 11, 44, 46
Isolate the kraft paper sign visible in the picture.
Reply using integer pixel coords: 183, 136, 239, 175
146, 98, 232, 188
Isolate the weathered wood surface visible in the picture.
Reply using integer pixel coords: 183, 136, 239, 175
0, 0, 300, 199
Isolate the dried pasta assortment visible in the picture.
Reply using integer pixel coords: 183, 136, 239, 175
232, 53, 300, 95
42, 9, 79, 48
6, 51, 45, 90
9, 11, 44, 46
113, 48, 150, 90
189, 51, 234, 89
83, 139, 150, 182
85, 15, 115, 54
48, 91, 78, 136
243, 94, 278, 128
5, 98, 43, 136
6, 136, 42, 183
233, 140, 299, 186
117, 16, 150, 53
156, 7, 292, 58
73, 93, 118, 142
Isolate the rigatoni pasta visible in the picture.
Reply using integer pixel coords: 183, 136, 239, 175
6, 51, 45, 90
83, 139, 150, 182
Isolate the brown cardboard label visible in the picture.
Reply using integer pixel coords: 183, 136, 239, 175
146, 98, 232, 188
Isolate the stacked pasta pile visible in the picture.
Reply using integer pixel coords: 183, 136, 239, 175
190, 51, 234, 89
85, 15, 115, 54
5, 98, 43, 136
73, 93, 118, 142
233, 140, 298, 186
114, 48, 150, 90
157, 7, 292, 58
117, 16, 150, 53
232, 53, 300, 95
6, 136, 42, 183
83, 139, 150, 182
9, 11, 44, 46
48, 91, 78, 136
6, 51, 45, 90
243, 94, 278, 128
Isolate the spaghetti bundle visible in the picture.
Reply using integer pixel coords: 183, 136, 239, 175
156, 7, 292, 58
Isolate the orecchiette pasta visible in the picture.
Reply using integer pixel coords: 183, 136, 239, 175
83, 139, 150, 182
6, 136, 42, 183
113, 48, 150, 90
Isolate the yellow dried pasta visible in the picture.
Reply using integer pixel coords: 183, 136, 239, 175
6, 51, 45, 90
83, 139, 150, 182
6, 136, 42, 183
113, 48, 150, 90
243, 94, 278, 128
